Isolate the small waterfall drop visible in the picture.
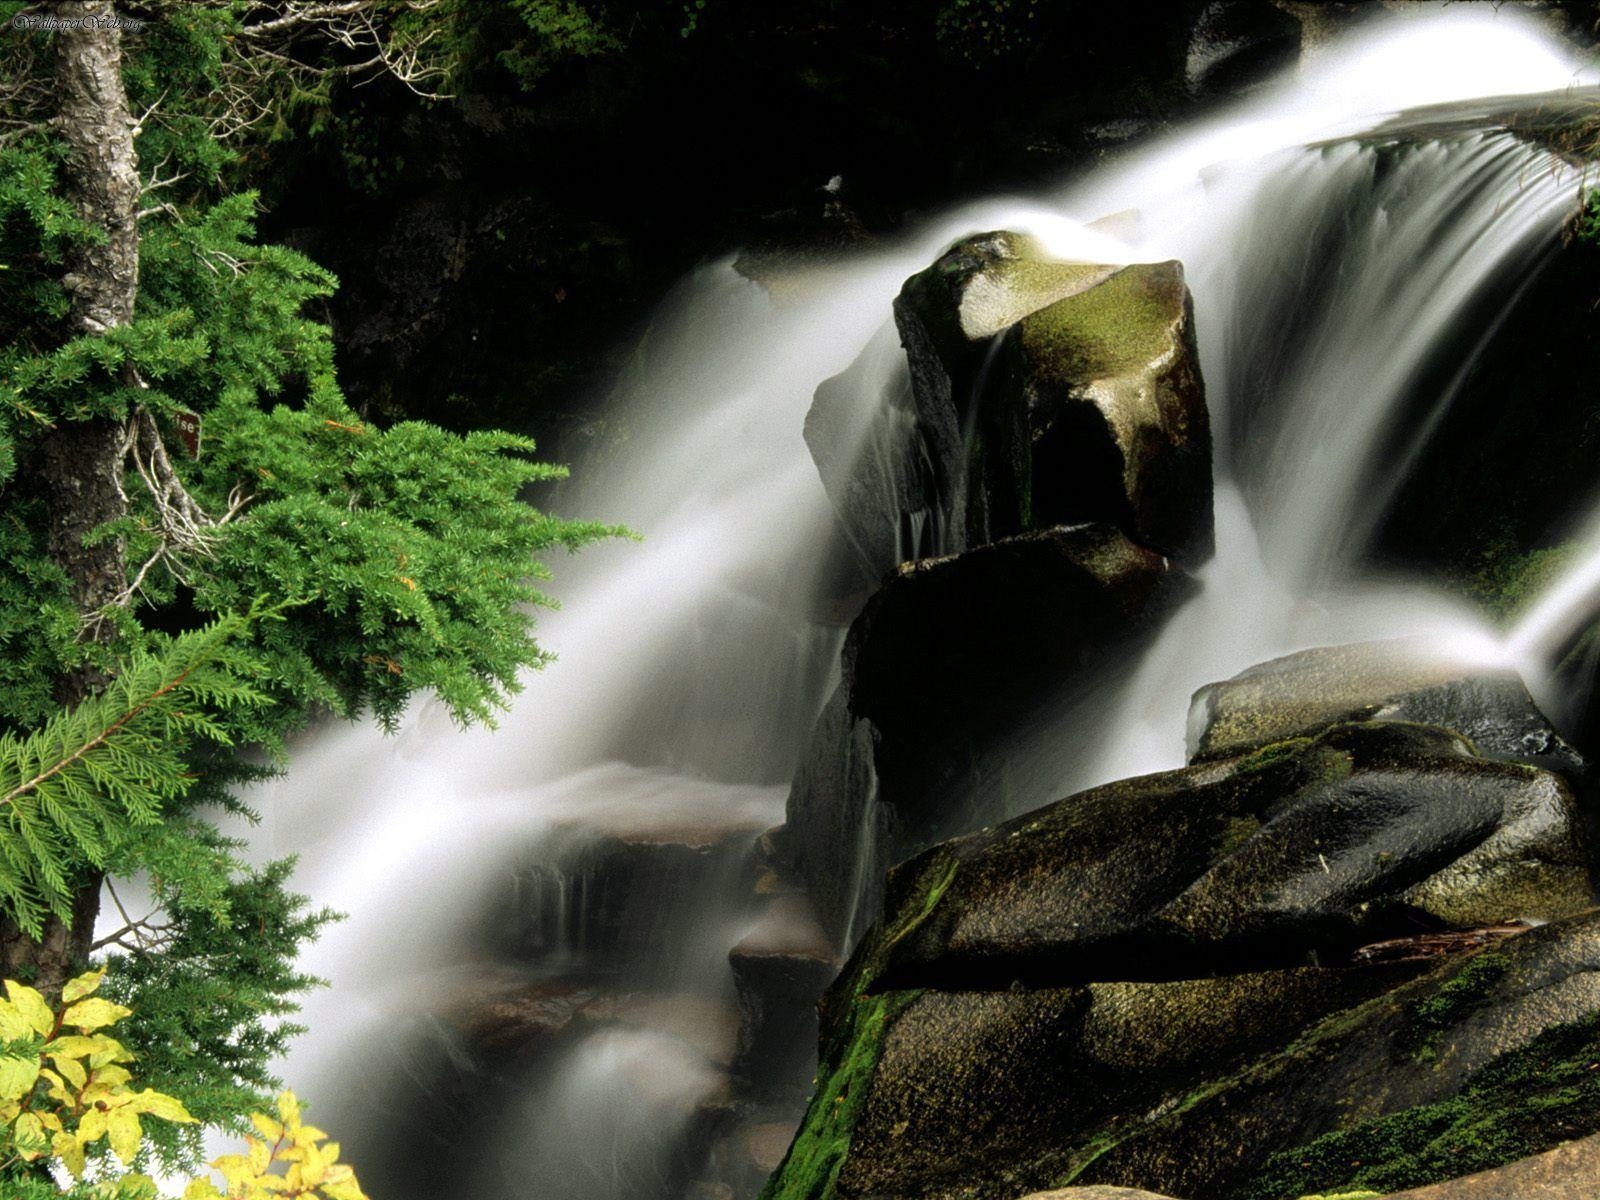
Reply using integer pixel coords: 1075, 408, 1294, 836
239, 6, 1600, 1198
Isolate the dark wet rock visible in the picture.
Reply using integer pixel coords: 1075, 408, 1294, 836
1185, 1, 1300, 96
873, 722, 1593, 990
804, 324, 942, 579
995, 259, 1213, 565
500, 810, 766, 977
703, 1118, 804, 1200
787, 523, 1196, 944
888, 233, 1213, 563
1186, 640, 1586, 778
729, 893, 841, 1098
732, 187, 877, 301
762, 910, 1600, 1200
440, 976, 601, 1061
885, 231, 1121, 555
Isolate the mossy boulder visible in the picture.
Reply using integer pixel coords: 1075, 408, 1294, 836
870, 721, 1593, 991
995, 260, 1213, 565
786, 523, 1197, 944
761, 907, 1600, 1200
881, 232, 1212, 563
1186, 640, 1586, 779
763, 695, 1600, 1200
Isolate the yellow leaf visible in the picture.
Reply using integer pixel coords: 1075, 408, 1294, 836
60, 997, 132, 1032
0, 1052, 40, 1101
0, 999, 32, 1041
13, 1110, 45, 1158
128, 1088, 196, 1123
51, 1054, 87, 1091
183, 1181, 225, 1200
276, 1090, 301, 1128
78, 1105, 108, 1144
61, 968, 104, 1005
321, 1176, 370, 1200
5, 980, 55, 1036
250, 1111, 284, 1142
248, 1134, 272, 1174
45, 1033, 123, 1060
53, 1128, 85, 1177
107, 1105, 141, 1165
213, 1153, 254, 1190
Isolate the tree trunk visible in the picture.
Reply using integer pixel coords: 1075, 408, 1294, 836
3, 1, 141, 992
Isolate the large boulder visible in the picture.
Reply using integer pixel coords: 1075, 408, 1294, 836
886, 232, 1213, 565
786, 523, 1197, 944
993, 258, 1212, 565
1187, 640, 1586, 778
761, 650, 1600, 1200
763, 862, 1600, 1200
874, 722, 1594, 991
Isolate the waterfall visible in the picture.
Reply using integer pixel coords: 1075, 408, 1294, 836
231, 6, 1598, 1199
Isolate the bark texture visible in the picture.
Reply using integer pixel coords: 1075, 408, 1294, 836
5, 1, 141, 991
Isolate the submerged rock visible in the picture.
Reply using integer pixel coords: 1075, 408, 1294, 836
1187, 639, 1586, 777
887, 232, 1213, 564
787, 522, 1196, 943
804, 325, 942, 579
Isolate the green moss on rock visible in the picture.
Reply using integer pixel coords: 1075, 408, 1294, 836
1017, 263, 1185, 382
1395, 952, 1510, 1065
758, 989, 921, 1200
1229, 1011, 1600, 1200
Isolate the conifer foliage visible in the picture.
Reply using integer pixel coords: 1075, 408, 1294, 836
0, 0, 625, 1180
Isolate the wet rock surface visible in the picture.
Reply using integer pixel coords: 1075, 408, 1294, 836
873, 721, 1593, 990
1187, 639, 1587, 776
730, 892, 841, 1099
886, 234, 1213, 562
763, 642, 1600, 1200
788, 522, 1197, 943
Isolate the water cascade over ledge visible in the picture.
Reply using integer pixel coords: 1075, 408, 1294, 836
235, 7, 1600, 1198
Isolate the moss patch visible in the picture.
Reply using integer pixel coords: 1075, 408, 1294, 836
1395, 952, 1509, 1065
758, 990, 921, 1200
1235, 736, 1316, 776
1462, 540, 1580, 622
1018, 262, 1182, 381
1229, 1011, 1600, 1200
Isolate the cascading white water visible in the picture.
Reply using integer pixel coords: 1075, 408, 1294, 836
234, 6, 1600, 1198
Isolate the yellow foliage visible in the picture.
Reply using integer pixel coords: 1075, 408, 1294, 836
186, 1088, 369, 1200
0, 971, 366, 1200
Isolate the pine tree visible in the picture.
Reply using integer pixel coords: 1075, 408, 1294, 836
0, 0, 623, 1158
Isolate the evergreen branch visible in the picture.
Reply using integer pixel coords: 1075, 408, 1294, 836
0, 614, 267, 935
